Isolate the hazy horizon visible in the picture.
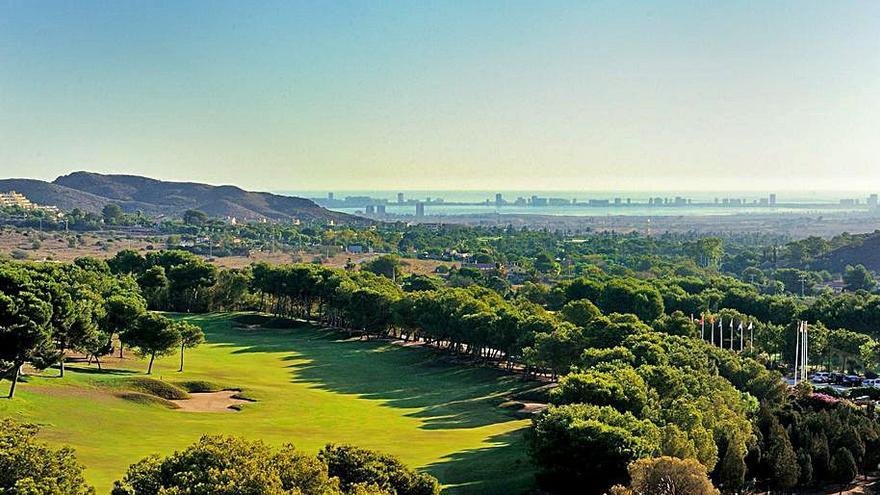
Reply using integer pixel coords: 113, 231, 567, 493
2, 1, 879, 191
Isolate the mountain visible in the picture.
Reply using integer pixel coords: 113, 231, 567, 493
0, 172, 364, 224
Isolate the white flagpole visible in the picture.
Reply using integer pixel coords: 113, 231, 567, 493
710, 318, 715, 346
718, 317, 723, 348
794, 321, 801, 386
749, 321, 754, 352
729, 319, 735, 350
700, 316, 705, 341
739, 322, 744, 352
803, 322, 809, 382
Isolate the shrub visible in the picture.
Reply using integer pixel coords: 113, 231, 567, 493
320, 444, 441, 495
119, 377, 190, 400
0, 418, 95, 495
175, 380, 225, 393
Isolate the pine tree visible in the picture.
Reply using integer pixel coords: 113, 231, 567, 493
831, 447, 857, 485
718, 435, 747, 490
767, 421, 800, 489
797, 450, 813, 486
811, 432, 831, 481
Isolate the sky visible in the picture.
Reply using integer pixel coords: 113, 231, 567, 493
1, 1, 878, 192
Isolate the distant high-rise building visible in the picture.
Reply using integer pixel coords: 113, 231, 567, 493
769, 194, 776, 206
495, 193, 503, 206
365, 205, 375, 215
328, 192, 334, 201
415, 202, 425, 217
376, 205, 386, 216
397, 193, 404, 204
868, 194, 878, 207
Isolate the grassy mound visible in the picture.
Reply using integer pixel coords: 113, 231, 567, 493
119, 377, 190, 400
232, 313, 301, 328
117, 392, 181, 409
230, 391, 256, 402
175, 380, 225, 393
232, 313, 272, 326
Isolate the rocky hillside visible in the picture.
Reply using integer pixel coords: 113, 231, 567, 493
0, 172, 363, 224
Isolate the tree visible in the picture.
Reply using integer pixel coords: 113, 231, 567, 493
319, 444, 440, 495
45, 283, 77, 377
598, 280, 664, 323
102, 203, 125, 225
138, 266, 169, 309
0, 289, 54, 398
844, 264, 876, 292
111, 435, 342, 495
550, 366, 649, 416
174, 321, 204, 372
534, 252, 560, 275
717, 434, 747, 491
210, 269, 252, 311
0, 419, 95, 495
122, 312, 181, 374
560, 299, 601, 327
529, 404, 660, 493
361, 255, 403, 281
111, 435, 433, 495
614, 456, 719, 495
167, 260, 217, 312
766, 420, 800, 490
107, 249, 146, 275
103, 293, 147, 359
182, 209, 208, 226
401, 274, 443, 292
830, 447, 857, 485
684, 237, 723, 268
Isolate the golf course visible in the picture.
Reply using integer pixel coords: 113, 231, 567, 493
0, 313, 538, 494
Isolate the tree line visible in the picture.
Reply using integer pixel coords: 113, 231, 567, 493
0, 258, 205, 398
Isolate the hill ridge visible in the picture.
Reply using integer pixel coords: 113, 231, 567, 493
0, 171, 363, 224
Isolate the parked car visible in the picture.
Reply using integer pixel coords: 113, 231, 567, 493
863, 378, 880, 389
843, 375, 863, 387
811, 372, 831, 383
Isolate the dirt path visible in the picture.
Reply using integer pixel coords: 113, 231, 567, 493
171, 391, 251, 412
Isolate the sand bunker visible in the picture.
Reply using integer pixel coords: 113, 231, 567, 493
171, 390, 252, 413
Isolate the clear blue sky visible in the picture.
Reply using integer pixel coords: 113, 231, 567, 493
1, 1, 878, 191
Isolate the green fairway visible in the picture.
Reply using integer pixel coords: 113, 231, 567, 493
0, 313, 536, 494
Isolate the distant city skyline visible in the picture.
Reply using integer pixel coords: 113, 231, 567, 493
1, 1, 879, 191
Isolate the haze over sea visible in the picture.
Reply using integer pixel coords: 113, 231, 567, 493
279, 190, 875, 218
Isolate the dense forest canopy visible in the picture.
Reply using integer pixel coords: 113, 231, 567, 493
4, 218, 880, 494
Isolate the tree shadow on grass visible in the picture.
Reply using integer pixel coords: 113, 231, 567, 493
425, 429, 536, 495
206, 322, 539, 430
63, 366, 139, 376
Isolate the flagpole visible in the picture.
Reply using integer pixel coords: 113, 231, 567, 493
794, 321, 801, 386
749, 321, 754, 352
803, 322, 809, 382
729, 319, 734, 351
